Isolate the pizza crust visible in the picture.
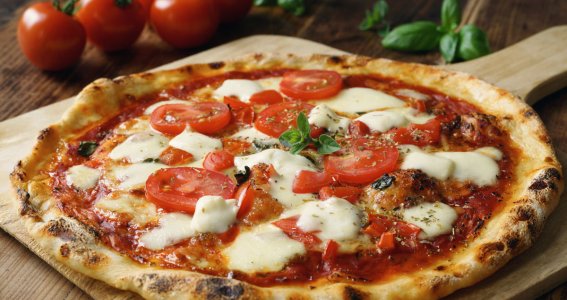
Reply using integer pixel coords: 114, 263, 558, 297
10, 53, 563, 299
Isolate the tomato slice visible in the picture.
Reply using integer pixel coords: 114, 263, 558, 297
224, 96, 254, 125
254, 101, 314, 137
324, 147, 399, 185
235, 181, 255, 219
150, 102, 231, 135
272, 216, 321, 250
322, 240, 339, 265
348, 120, 371, 138
249, 89, 284, 105
159, 147, 194, 166
203, 150, 235, 171
389, 118, 441, 146
319, 186, 362, 203
145, 167, 236, 214
292, 170, 334, 194
280, 70, 343, 100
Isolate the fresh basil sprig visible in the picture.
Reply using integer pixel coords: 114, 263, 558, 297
254, 0, 306, 16
377, 0, 490, 63
279, 112, 340, 155
359, 0, 390, 36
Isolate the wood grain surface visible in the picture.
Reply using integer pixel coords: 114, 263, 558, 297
0, 0, 566, 299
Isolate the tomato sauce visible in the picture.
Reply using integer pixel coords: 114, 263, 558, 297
48, 69, 518, 287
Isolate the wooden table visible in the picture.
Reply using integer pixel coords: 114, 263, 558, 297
0, 0, 566, 299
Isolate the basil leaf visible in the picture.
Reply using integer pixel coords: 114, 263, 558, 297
78, 141, 98, 157
382, 21, 442, 51
359, 0, 389, 31
289, 140, 309, 154
279, 129, 302, 147
254, 0, 277, 6
441, 0, 460, 32
377, 23, 391, 37
440, 32, 459, 63
316, 134, 340, 155
371, 174, 395, 190
278, 0, 306, 16
296, 112, 311, 138
359, 11, 376, 31
458, 24, 490, 60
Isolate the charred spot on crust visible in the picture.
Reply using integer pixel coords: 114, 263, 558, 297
254, 53, 265, 61
195, 277, 245, 300
209, 62, 225, 70
17, 188, 38, 218
343, 286, 367, 300
515, 206, 534, 221
529, 168, 561, 191
60, 244, 70, 257
113, 78, 126, 84
523, 109, 536, 118
183, 65, 193, 73
506, 237, 520, 250
477, 242, 505, 264
140, 72, 154, 79
136, 273, 191, 294
45, 218, 97, 243
435, 265, 446, 271
37, 127, 51, 141
328, 56, 343, 64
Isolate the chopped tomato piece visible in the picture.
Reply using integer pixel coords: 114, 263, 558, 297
217, 225, 240, 243
322, 240, 339, 264
150, 102, 231, 135
280, 70, 343, 100
249, 89, 284, 105
272, 216, 322, 250
348, 120, 371, 138
389, 118, 441, 146
363, 221, 388, 237
319, 186, 362, 203
222, 138, 252, 156
254, 101, 314, 137
235, 182, 255, 219
224, 96, 254, 125
378, 232, 395, 250
292, 170, 334, 194
411, 100, 427, 112
159, 147, 194, 166
324, 147, 399, 185
145, 167, 236, 214
203, 150, 235, 171
310, 126, 325, 139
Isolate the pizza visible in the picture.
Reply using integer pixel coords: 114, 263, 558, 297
10, 54, 563, 299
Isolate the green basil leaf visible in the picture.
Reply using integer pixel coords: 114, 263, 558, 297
440, 32, 459, 63
254, 0, 277, 6
359, 0, 389, 31
441, 0, 460, 32
382, 21, 442, 52
78, 141, 98, 157
289, 140, 309, 154
377, 23, 391, 37
458, 24, 490, 61
316, 134, 340, 155
279, 129, 302, 147
375, 0, 389, 21
359, 11, 375, 31
296, 112, 311, 138
278, 0, 306, 16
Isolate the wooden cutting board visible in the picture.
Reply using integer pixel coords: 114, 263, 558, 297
1, 27, 567, 299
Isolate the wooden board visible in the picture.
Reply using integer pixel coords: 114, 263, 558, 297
0, 33, 565, 299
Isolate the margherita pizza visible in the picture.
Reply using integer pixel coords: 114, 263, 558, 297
10, 54, 563, 299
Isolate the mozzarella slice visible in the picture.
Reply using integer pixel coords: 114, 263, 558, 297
475, 147, 503, 161
355, 111, 408, 132
144, 99, 189, 115
395, 89, 430, 101
234, 149, 316, 207
169, 130, 222, 160
65, 165, 101, 190
109, 132, 169, 163
435, 152, 500, 186
95, 192, 157, 225
308, 104, 351, 133
402, 202, 458, 240
109, 163, 167, 190
388, 107, 435, 124
230, 127, 279, 145
191, 196, 238, 233
114, 117, 151, 135
213, 79, 263, 102
321, 88, 405, 113
401, 152, 455, 180
255, 77, 282, 91
223, 224, 306, 273
294, 197, 362, 241
139, 213, 195, 250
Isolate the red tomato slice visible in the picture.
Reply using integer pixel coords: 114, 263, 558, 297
389, 118, 441, 146
150, 102, 231, 135
319, 186, 362, 203
280, 70, 343, 100
224, 96, 254, 125
324, 147, 399, 185
203, 150, 235, 171
145, 167, 236, 214
235, 181, 255, 219
249, 89, 284, 105
254, 101, 314, 137
292, 170, 334, 194
272, 216, 322, 250
322, 240, 339, 264
159, 147, 194, 166
348, 120, 371, 138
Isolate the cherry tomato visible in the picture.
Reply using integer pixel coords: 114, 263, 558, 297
224, 96, 254, 125
138, 0, 154, 17
292, 170, 334, 194
235, 181, 254, 219
254, 101, 314, 137
150, 0, 219, 48
388, 118, 441, 146
77, 0, 146, 51
150, 102, 231, 135
348, 120, 371, 138
272, 216, 321, 250
325, 147, 399, 185
214, 0, 252, 23
203, 150, 235, 172
17, 2, 86, 71
280, 70, 343, 100
250, 89, 284, 105
319, 186, 362, 203
145, 167, 236, 214
159, 147, 194, 165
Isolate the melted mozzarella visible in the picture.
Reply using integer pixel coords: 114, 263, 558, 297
65, 165, 101, 190
223, 224, 306, 273
402, 202, 458, 240
255, 77, 282, 91
213, 79, 263, 102
169, 130, 222, 160
139, 213, 195, 250
230, 127, 279, 145
321, 88, 405, 113
109, 132, 169, 163
234, 149, 316, 207
308, 104, 351, 133
191, 196, 238, 233
401, 152, 455, 180
355, 111, 408, 132
388, 107, 435, 124
114, 117, 151, 135
395, 89, 430, 101
295, 197, 362, 241
475, 147, 503, 161
95, 192, 157, 225
110, 163, 167, 190
436, 152, 500, 186
144, 99, 189, 115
